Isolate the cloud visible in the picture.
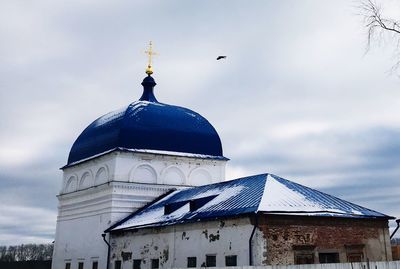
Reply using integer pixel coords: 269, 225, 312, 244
226, 126, 400, 222
0, 0, 400, 245
0, 204, 56, 245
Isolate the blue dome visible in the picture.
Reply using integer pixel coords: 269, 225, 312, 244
67, 76, 224, 165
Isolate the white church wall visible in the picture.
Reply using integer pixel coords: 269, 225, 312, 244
53, 181, 176, 269
61, 152, 116, 194
130, 164, 158, 183
188, 167, 213, 186
52, 213, 109, 269
253, 228, 267, 266
61, 150, 227, 195
54, 150, 227, 269
114, 151, 227, 186
56, 181, 174, 222
161, 165, 185, 185
65, 175, 78, 193
109, 217, 260, 269
79, 171, 93, 189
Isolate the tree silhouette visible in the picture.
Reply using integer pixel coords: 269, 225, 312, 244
0, 244, 53, 262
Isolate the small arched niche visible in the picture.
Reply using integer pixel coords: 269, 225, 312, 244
79, 171, 93, 190
65, 175, 78, 193
162, 166, 185, 185
95, 167, 109, 185
188, 168, 212, 186
130, 164, 157, 184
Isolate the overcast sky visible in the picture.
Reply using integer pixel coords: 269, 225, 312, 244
1, 0, 400, 245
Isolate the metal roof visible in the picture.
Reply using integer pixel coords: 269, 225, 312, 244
109, 173, 392, 232
67, 75, 224, 166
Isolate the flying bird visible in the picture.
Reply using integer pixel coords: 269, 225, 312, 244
216, 56, 227, 60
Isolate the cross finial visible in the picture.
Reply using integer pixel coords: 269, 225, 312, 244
144, 41, 158, 75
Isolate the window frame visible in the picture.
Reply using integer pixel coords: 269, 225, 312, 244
133, 259, 142, 269
318, 252, 340, 264
294, 253, 315, 264
187, 257, 197, 268
345, 244, 365, 263
225, 255, 237, 266
151, 258, 159, 269
114, 260, 122, 269
206, 254, 217, 267
347, 252, 363, 262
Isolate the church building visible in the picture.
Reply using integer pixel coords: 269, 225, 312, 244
52, 46, 393, 269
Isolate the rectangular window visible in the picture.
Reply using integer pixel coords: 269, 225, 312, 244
151, 259, 159, 269
78, 262, 84, 269
187, 257, 197, 268
92, 261, 98, 269
206, 255, 216, 267
65, 263, 71, 269
345, 244, 364, 263
319, 253, 339, 263
293, 245, 316, 265
225, 255, 237, 266
347, 253, 363, 262
133, 259, 142, 269
115, 260, 122, 269
295, 254, 314, 264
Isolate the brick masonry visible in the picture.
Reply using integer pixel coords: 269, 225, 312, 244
392, 245, 400, 260
257, 215, 392, 265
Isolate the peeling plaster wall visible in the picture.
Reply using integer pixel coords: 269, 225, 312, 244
108, 215, 392, 268
258, 215, 392, 265
110, 217, 259, 269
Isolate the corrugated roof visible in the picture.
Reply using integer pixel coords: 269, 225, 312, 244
258, 175, 387, 216
109, 173, 392, 232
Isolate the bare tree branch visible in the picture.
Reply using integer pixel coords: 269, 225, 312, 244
358, 0, 400, 73
361, 0, 400, 45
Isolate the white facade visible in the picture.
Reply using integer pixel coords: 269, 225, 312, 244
52, 150, 227, 269
109, 217, 266, 269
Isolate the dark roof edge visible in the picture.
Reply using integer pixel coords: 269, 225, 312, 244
112, 210, 393, 232
104, 188, 177, 233
61, 147, 229, 169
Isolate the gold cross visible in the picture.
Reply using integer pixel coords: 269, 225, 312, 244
144, 41, 158, 75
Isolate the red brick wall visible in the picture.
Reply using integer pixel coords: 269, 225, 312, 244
256, 215, 391, 265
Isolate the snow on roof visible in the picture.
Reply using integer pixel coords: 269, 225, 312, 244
257, 175, 384, 216
109, 174, 392, 232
